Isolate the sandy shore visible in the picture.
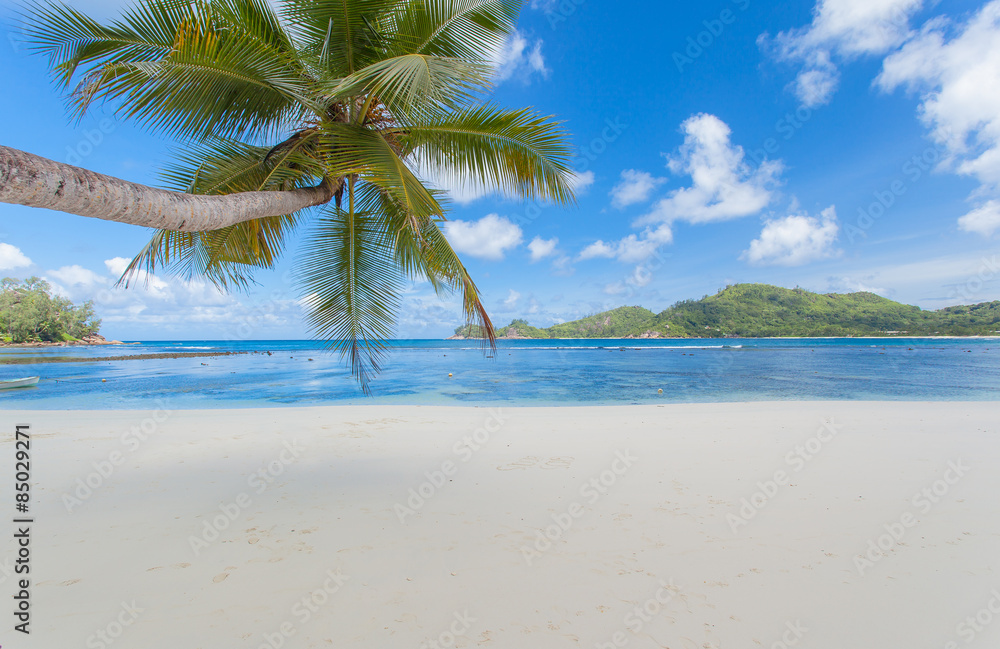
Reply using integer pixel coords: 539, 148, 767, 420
4, 402, 999, 648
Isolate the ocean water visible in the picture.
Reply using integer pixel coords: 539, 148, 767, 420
1, 338, 998, 409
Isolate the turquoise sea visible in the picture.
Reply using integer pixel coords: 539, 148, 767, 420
1, 337, 998, 409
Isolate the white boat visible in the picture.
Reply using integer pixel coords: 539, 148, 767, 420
0, 377, 40, 390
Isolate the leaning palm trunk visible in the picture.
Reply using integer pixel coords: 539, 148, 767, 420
0, 146, 333, 232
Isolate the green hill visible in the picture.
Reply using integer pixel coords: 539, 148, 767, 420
546, 306, 656, 338
496, 319, 551, 339
456, 284, 1000, 339
652, 284, 937, 338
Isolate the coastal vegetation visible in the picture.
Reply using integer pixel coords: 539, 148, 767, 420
0, 277, 101, 343
8, 0, 575, 389
469, 284, 1000, 339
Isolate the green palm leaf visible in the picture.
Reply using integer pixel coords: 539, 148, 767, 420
25, 0, 310, 140
354, 182, 495, 348
318, 122, 444, 220
297, 190, 403, 392
403, 104, 576, 204
393, 0, 518, 61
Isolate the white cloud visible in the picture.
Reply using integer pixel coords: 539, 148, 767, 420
0, 242, 32, 270
610, 169, 667, 209
442, 214, 524, 261
604, 265, 653, 295
45, 264, 104, 290
577, 240, 618, 261
827, 276, 889, 295
492, 31, 549, 83
743, 207, 842, 266
603, 282, 627, 296
793, 51, 841, 108
577, 224, 673, 264
638, 114, 782, 226
958, 200, 1000, 237
40, 256, 299, 338
104, 257, 132, 278
551, 255, 574, 276
528, 236, 559, 262
628, 265, 653, 288
615, 226, 674, 263
570, 170, 595, 194
796, 248, 1000, 307
103, 256, 173, 299
503, 289, 521, 309
878, 3, 1000, 234
762, 0, 925, 106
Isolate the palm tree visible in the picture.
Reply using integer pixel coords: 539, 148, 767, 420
3, 0, 575, 389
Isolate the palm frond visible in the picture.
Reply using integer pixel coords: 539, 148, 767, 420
280, 0, 403, 74
403, 104, 576, 204
320, 52, 490, 119
393, 0, 519, 63
23, 0, 310, 140
318, 122, 444, 220
354, 182, 495, 349
297, 194, 403, 393
118, 214, 302, 291
161, 137, 323, 195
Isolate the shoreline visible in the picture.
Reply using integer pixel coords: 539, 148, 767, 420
10, 401, 998, 647
0, 339, 131, 348
7, 398, 1000, 412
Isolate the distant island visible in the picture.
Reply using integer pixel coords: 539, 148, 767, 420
450, 284, 1000, 339
0, 276, 117, 346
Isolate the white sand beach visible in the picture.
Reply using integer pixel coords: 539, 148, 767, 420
6, 402, 999, 648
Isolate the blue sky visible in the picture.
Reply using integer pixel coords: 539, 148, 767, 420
1, 0, 999, 340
